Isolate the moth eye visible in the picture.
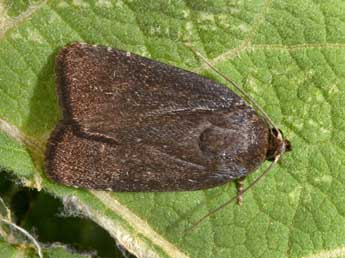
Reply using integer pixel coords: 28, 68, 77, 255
271, 128, 277, 135
199, 126, 235, 157
271, 128, 284, 139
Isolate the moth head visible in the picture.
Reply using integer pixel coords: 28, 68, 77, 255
266, 128, 291, 161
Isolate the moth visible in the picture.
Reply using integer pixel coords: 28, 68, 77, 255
46, 43, 291, 203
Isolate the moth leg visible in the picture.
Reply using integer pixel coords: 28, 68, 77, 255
278, 158, 285, 166
236, 177, 246, 205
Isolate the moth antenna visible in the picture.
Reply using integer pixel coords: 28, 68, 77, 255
187, 46, 278, 130
183, 154, 281, 234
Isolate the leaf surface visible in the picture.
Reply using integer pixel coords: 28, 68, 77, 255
1, 1, 345, 257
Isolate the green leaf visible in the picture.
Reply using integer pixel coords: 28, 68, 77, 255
0, 240, 93, 258
0, 195, 95, 258
0, 240, 38, 258
1, 1, 345, 258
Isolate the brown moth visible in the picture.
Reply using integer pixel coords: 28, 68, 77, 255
45, 42, 291, 202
